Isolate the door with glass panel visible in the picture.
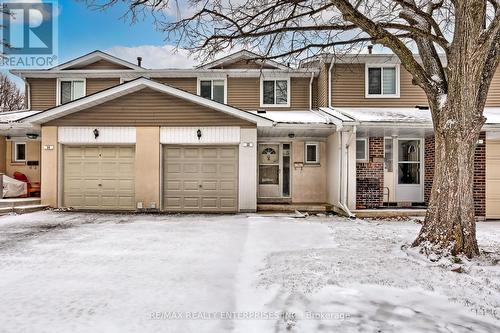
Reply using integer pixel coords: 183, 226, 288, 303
396, 139, 423, 202
258, 143, 291, 199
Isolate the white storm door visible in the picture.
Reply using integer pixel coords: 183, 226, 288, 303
396, 139, 423, 202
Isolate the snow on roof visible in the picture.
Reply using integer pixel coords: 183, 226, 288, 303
485, 108, 500, 124
319, 107, 355, 122
252, 110, 331, 124
333, 107, 432, 123
0, 110, 41, 123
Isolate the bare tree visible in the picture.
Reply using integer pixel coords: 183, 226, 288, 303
87, 0, 500, 258
0, 73, 25, 112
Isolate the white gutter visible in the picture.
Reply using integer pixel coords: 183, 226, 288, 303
327, 59, 334, 108
309, 72, 314, 110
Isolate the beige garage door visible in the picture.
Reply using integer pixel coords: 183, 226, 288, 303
163, 146, 238, 212
487, 140, 500, 219
63, 146, 135, 210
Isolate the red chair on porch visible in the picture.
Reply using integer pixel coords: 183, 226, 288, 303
13, 172, 41, 198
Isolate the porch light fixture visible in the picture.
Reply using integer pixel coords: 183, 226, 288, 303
26, 133, 39, 140
197, 129, 202, 140
93, 128, 99, 139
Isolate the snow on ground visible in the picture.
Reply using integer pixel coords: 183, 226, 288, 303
0, 211, 498, 333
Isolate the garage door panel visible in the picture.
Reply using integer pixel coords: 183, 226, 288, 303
64, 146, 135, 210
486, 140, 500, 218
163, 145, 238, 212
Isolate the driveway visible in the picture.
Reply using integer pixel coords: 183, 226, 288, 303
0, 212, 498, 333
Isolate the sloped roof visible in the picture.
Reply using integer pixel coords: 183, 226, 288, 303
20, 77, 273, 127
51, 50, 143, 71
196, 50, 290, 70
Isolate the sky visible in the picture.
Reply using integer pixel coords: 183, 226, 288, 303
2, 0, 200, 89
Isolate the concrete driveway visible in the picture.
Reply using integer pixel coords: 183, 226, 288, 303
0, 211, 498, 333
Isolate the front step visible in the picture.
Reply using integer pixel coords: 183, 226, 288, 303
258, 203, 332, 213
0, 198, 41, 208
0, 204, 48, 216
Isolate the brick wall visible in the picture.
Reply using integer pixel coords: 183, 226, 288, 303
356, 137, 384, 209
474, 132, 486, 218
423, 132, 486, 218
424, 136, 435, 204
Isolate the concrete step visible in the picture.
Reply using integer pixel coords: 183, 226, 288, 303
258, 203, 332, 213
352, 209, 427, 218
0, 198, 41, 208
0, 204, 48, 215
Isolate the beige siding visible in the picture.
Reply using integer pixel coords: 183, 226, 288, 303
331, 64, 428, 107
86, 78, 121, 95
227, 77, 310, 111
41, 127, 58, 207
487, 69, 500, 107
212, 59, 277, 69
45, 88, 255, 127
69, 59, 131, 70
317, 62, 329, 107
155, 78, 197, 94
135, 127, 160, 209
28, 78, 56, 110
5, 140, 41, 183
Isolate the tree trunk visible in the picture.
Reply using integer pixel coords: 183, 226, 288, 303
413, 123, 480, 258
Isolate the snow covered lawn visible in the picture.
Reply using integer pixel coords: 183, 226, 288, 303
0, 211, 498, 333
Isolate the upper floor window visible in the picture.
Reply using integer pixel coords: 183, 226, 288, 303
198, 79, 226, 104
365, 65, 399, 98
261, 78, 290, 107
58, 79, 85, 105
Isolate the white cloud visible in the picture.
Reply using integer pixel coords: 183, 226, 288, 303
106, 44, 197, 69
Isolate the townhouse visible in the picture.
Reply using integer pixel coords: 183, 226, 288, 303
1, 50, 500, 218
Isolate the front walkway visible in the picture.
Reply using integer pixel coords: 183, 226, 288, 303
0, 212, 498, 332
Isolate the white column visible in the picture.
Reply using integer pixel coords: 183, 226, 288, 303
239, 128, 257, 212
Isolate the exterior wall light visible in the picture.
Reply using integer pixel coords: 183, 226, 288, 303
197, 129, 202, 140
93, 128, 99, 139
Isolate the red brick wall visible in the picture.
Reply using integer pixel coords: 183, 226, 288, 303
424, 136, 435, 204
474, 132, 486, 218
356, 137, 384, 209
423, 132, 486, 218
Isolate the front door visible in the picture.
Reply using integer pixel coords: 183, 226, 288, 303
396, 139, 423, 202
258, 143, 291, 199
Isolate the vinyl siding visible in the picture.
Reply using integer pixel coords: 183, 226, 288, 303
154, 78, 198, 94
69, 59, 132, 70
212, 59, 277, 69
86, 78, 121, 95
331, 64, 500, 107
28, 78, 57, 110
487, 69, 500, 107
45, 88, 255, 127
331, 64, 428, 107
227, 77, 310, 111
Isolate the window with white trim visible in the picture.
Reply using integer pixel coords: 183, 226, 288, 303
261, 79, 289, 106
199, 79, 225, 104
59, 79, 85, 105
356, 139, 368, 161
366, 65, 399, 97
305, 142, 320, 164
13, 142, 26, 162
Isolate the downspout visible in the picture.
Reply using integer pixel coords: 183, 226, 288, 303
309, 72, 314, 110
338, 126, 356, 218
328, 59, 334, 108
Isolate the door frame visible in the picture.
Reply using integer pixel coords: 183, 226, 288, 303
394, 138, 424, 202
257, 142, 292, 200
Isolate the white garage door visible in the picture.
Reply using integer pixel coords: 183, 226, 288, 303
487, 140, 500, 219
63, 146, 135, 210
163, 146, 238, 212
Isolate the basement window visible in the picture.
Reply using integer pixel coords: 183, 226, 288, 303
13, 142, 26, 162
356, 139, 368, 161
366, 64, 399, 98
58, 79, 85, 105
305, 142, 320, 164
198, 79, 226, 104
